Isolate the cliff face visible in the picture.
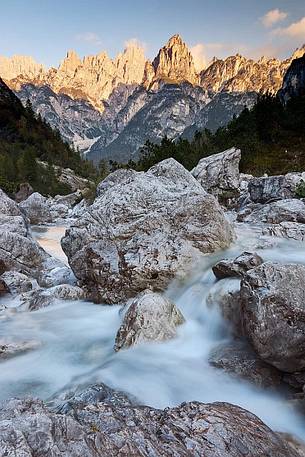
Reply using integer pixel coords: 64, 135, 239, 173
278, 52, 305, 103
1, 36, 304, 163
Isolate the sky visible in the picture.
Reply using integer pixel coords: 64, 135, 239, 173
1, 0, 305, 69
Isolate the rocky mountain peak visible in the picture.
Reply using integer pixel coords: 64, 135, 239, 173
152, 34, 199, 85
0, 55, 44, 80
59, 50, 81, 73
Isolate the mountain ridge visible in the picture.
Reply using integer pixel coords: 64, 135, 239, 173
1, 35, 305, 165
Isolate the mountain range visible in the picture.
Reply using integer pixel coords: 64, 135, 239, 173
1, 35, 304, 164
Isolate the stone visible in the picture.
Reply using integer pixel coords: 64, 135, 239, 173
241, 262, 305, 372
248, 173, 305, 203
62, 159, 234, 304
0, 189, 48, 277
0, 271, 34, 295
212, 251, 263, 280
263, 222, 305, 242
209, 341, 282, 388
14, 182, 33, 203
114, 290, 185, 351
0, 397, 299, 457
0, 279, 8, 295
21, 284, 84, 311
38, 265, 76, 288
237, 199, 305, 224
19, 192, 52, 224
191, 147, 241, 202
0, 338, 40, 359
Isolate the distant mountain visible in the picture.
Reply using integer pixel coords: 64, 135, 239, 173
1, 35, 304, 165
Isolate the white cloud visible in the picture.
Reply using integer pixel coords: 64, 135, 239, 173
190, 44, 207, 71
190, 42, 246, 71
261, 9, 288, 28
274, 16, 305, 38
76, 32, 103, 47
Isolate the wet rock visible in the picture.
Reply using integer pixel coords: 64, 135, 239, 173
0, 279, 8, 296
237, 199, 305, 224
263, 222, 305, 242
0, 271, 34, 295
38, 265, 76, 288
114, 290, 185, 351
0, 190, 48, 277
191, 147, 241, 202
19, 191, 52, 224
0, 397, 299, 457
62, 159, 234, 304
207, 279, 242, 335
280, 433, 305, 457
248, 173, 305, 203
212, 251, 263, 280
21, 284, 84, 311
241, 262, 305, 372
0, 338, 40, 359
55, 383, 136, 414
209, 340, 282, 389
15, 182, 33, 203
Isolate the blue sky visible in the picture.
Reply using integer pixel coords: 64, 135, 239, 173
1, 0, 305, 68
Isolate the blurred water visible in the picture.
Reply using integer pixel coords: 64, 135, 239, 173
1, 224, 305, 438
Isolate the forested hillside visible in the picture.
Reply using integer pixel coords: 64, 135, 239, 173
0, 78, 95, 195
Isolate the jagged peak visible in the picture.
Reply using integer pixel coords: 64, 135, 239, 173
166, 34, 184, 47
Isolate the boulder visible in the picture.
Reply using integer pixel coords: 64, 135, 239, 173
191, 147, 241, 202
237, 199, 305, 224
248, 173, 305, 203
212, 251, 263, 280
263, 222, 305, 242
0, 189, 48, 277
20, 284, 84, 311
38, 265, 76, 288
209, 341, 282, 389
241, 262, 305, 372
14, 182, 33, 203
0, 397, 299, 457
0, 279, 8, 296
19, 192, 52, 224
62, 159, 234, 304
0, 271, 34, 295
114, 290, 185, 351
0, 338, 40, 359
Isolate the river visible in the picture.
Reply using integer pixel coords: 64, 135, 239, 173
0, 223, 305, 439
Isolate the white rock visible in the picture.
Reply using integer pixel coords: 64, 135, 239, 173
19, 192, 52, 224
114, 290, 185, 351
62, 159, 234, 304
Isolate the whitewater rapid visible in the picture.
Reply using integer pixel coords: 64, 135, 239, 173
0, 224, 305, 439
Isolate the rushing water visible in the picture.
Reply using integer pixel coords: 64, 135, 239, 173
1, 224, 305, 439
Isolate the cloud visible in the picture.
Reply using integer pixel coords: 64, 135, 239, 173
124, 38, 147, 54
274, 16, 305, 38
190, 44, 207, 71
190, 42, 246, 71
261, 9, 288, 28
76, 32, 103, 47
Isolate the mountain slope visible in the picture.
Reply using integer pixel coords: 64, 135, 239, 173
0, 77, 93, 195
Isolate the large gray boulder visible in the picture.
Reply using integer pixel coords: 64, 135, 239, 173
212, 251, 263, 280
19, 192, 52, 224
191, 147, 241, 201
241, 262, 305, 372
248, 173, 305, 203
62, 159, 234, 304
114, 290, 185, 351
0, 397, 299, 457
